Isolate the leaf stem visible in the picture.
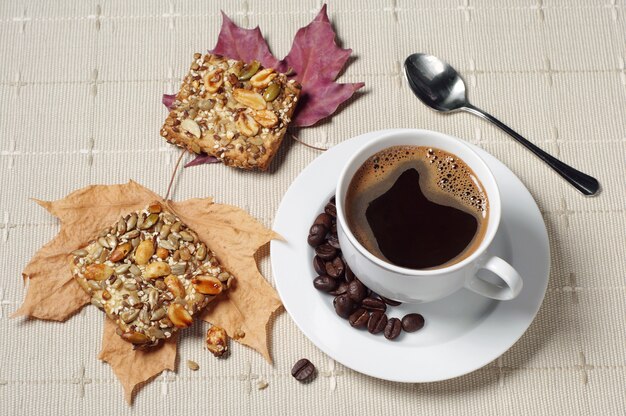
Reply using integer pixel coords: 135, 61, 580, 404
164, 150, 187, 201
290, 134, 328, 152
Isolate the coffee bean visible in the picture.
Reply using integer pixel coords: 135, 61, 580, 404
325, 257, 345, 278
384, 317, 402, 340
346, 280, 367, 303
291, 358, 316, 382
307, 224, 327, 247
380, 295, 402, 306
325, 201, 337, 217
348, 308, 369, 328
328, 281, 348, 296
401, 313, 425, 332
333, 294, 356, 318
361, 297, 387, 312
313, 275, 338, 293
313, 256, 326, 275
314, 213, 333, 230
367, 311, 387, 334
327, 234, 341, 249
331, 222, 337, 234
315, 244, 337, 261
345, 266, 355, 282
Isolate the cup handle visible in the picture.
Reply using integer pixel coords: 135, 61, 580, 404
464, 256, 523, 300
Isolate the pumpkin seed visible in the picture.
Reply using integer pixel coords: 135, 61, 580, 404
238, 60, 260, 80
263, 83, 280, 101
179, 231, 194, 242
140, 213, 159, 230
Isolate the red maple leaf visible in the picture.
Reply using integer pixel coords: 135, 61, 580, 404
164, 4, 364, 166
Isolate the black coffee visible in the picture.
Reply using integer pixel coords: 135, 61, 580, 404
345, 146, 488, 270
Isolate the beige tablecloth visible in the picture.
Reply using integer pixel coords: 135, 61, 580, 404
1, 0, 624, 414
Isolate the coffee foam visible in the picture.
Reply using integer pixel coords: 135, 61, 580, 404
345, 145, 489, 269
349, 145, 488, 216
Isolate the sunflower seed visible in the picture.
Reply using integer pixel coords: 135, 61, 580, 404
171, 262, 187, 275
136, 213, 145, 228
98, 237, 110, 248
150, 308, 166, 321
117, 218, 127, 234
187, 360, 200, 371
167, 234, 180, 249
121, 309, 140, 323
88, 280, 101, 291
124, 282, 138, 291
91, 299, 103, 308
158, 239, 177, 251
148, 289, 159, 309
107, 235, 118, 250
218, 272, 230, 282
139, 308, 150, 324
159, 224, 171, 240
129, 264, 141, 276
171, 221, 182, 233
115, 264, 131, 275
196, 244, 207, 261
131, 237, 140, 248
121, 229, 139, 240
72, 249, 88, 257
126, 213, 138, 230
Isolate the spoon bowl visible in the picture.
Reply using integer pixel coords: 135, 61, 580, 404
404, 53, 467, 112
403, 53, 600, 196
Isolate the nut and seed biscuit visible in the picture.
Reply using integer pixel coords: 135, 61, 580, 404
160, 53, 301, 170
70, 202, 233, 349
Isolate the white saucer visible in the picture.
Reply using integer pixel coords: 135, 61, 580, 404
270, 129, 550, 382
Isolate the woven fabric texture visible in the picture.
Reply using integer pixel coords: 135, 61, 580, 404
0, 0, 624, 415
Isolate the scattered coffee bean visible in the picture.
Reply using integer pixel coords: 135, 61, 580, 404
328, 281, 348, 296
325, 201, 337, 217
314, 213, 333, 230
315, 244, 337, 261
367, 311, 388, 334
291, 358, 316, 382
361, 297, 387, 312
346, 280, 367, 303
325, 257, 345, 278
348, 308, 370, 328
333, 294, 356, 318
327, 234, 341, 249
345, 266, 355, 282
307, 224, 327, 247
401, 313, 425, 332
384, 317, 402, 340
313, 256, 326, 275
380, 295, 402, 306
313, 275, 338, 293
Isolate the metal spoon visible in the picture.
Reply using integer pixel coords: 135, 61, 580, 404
404, 53, 600, 196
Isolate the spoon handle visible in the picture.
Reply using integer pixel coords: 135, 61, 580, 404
462, 104, 600, 196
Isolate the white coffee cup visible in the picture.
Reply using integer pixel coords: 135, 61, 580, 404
335, 129, 523, 303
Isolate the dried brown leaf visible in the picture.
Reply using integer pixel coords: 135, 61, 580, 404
14, 181, 282, 402
98, 318, 177, 404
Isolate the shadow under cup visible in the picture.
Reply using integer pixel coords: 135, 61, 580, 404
335, 129, 502, 304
